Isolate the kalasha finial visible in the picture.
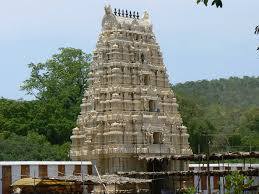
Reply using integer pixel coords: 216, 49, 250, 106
118, 9, 121, 16
136, 12, 139, 19
125, 10, 128, 17
129, 11, 132, 18
122, 9, 124, 17
133, 11, 136, 18
114, 8, 117, 15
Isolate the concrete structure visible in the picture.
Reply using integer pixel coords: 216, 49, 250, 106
70, 5, 192, 175
0, 161, 92, 194
1, 162, 259, 194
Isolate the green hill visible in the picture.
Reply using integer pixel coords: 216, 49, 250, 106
173, 76, 259, 153
174, 76, 259, 108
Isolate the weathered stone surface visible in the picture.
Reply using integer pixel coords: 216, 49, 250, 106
70, 5, 192, 174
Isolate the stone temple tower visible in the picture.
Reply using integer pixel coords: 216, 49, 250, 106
70, 5, 192, 175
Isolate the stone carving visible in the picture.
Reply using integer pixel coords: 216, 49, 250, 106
70, 5, 192, 174
102, 5, 118, 30
143, 11, 149, 20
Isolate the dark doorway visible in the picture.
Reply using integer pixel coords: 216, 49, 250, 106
147, 159, 171, 194
141, 53, 145, 64
153, 132, 162, 144
149, 100, 156, 112
144, 75, 150, 85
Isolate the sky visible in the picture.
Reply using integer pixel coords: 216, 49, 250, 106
0, 0, 258, 100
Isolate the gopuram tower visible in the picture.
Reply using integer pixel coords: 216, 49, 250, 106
70, 5, 192, 175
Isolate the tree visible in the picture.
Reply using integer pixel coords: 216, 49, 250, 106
22, 47, 91, 100
21, 48, 91, 144
0, 98, 36, 136
0, 132, 70, 160
239, 107, 259, 150
225, 171, 253, 194
174, 91, 217, 153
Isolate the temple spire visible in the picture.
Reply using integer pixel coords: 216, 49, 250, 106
71, 5, 192, 178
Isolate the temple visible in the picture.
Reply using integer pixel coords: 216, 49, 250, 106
70, 4, 192, 177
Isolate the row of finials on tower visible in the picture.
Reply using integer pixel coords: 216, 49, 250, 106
114, 8, 140, 19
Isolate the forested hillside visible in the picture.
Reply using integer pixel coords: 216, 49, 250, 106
174, 77, 259, 108
174, 76, 259, 153
0, 48, 258, 160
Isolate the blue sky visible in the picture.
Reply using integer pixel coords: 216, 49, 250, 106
0, 0, 258, 99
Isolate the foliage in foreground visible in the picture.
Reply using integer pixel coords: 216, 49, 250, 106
197, 0, 223, 8
225, 171, 253, 194
183, 187, 196, 194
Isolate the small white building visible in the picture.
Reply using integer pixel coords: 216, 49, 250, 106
0, 161, 92, 194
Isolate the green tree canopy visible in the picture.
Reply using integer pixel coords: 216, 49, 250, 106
22, 47, 91, 100
239, 107, 259, 150
21, 47, 91, 144
175, 92, 217, 153
0, 131, 70, 161
0, 98, 36, 136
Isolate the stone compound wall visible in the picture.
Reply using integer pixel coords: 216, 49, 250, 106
70, 5, 192, 174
